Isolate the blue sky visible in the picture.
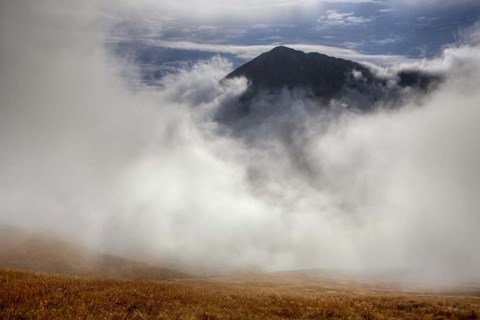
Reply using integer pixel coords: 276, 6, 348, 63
108, 0, 480, 81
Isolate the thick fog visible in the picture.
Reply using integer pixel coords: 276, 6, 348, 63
1, 1, 480, 282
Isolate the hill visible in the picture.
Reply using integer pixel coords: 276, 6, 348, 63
0, 226, 188, 280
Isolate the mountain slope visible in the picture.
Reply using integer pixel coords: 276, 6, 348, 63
222, 46, 442, 117
0, 226, 189, 280
225, 46, 375, 99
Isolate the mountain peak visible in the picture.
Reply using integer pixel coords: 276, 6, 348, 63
270, 45, 293, 51
225, 46, 371, 99
220, 46, 442, 121
268, 45, 301, 54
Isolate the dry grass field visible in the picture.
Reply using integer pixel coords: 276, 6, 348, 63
1, 268, 480, 320
1, 227, 479, 319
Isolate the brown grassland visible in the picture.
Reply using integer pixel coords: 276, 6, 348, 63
1, 268, 480, 320
0, 226, 188, 281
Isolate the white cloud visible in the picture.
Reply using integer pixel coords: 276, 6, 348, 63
109, 0, 384, 30
317, 9, 373, 27
111, 0, 320, 24
391, 0, 476, 5
371, 36, 404, 46
378, 8, 394, 13
456, 20, 480, 46
115, 38, 414, 65
2, 0, 480, 282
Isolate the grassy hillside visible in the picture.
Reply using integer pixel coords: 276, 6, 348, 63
1, 268, 479, 319
0, 226, 188, 280
2, 226, 479, 319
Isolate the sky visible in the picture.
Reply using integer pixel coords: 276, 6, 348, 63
109, 0, 480, 71
1, 0, 480, 282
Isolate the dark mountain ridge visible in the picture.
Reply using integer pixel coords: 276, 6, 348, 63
222, 46, 442, 116
226, 46, 375, 99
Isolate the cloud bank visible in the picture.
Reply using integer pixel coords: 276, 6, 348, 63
1, 1, 480, 282
124, 39, 411, 65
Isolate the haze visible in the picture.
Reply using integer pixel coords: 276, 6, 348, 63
1, 0, 480, 283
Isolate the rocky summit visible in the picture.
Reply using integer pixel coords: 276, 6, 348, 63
223, 46, 442, 113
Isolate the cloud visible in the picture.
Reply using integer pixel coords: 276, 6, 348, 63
115, 0, 378, 18
110, 0, 320, 25
108, 0, 385, 35
391, 0, 477, 5
378, 8, 393, 13
371, 36, 404, 46
1, 0, 480, 283
456, 20, 480, 46
107, 0, 480, 61
114, 38, 413, 66
317, 9, 373, 28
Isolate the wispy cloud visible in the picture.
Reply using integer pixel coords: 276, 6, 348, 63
456, 20, 480, 46
371, 36, 405, 45
111, 38, 414, 65
317, 10, 374, 28
378, 8, 394, 13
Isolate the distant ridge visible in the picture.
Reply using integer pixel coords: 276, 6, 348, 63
0, 226, 189, 280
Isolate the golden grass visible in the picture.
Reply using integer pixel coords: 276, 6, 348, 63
1, 268, 479, 320
0, 226, 188, 280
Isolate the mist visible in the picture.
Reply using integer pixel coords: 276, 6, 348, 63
1, 1, 480, 282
